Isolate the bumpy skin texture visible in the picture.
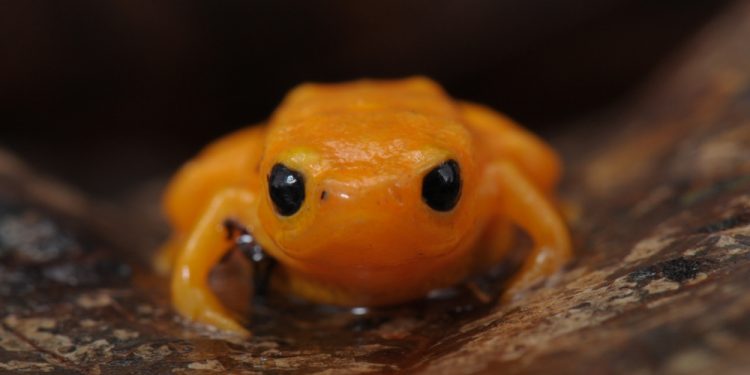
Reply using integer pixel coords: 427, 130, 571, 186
156, 77, 571, 336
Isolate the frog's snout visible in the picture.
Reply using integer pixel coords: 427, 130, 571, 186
274, 177, 459, 267
315, 183, 392, 224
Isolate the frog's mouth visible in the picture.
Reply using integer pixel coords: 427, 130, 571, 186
267, 221, 473, 271
271, 241, 476, 306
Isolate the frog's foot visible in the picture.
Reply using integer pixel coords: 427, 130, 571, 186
505, 246, 568, 297
172, 283, 251, 337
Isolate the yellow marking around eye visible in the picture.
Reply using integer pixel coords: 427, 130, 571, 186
277, 147, 328, 176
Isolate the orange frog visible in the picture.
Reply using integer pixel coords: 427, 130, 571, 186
155, 77, 571, 336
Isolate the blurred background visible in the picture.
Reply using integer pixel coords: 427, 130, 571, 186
0, 0, 734, 199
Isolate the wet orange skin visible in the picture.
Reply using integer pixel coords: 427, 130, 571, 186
156, 77, 571, 335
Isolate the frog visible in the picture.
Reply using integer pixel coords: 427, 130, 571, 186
155, 77, 571, 336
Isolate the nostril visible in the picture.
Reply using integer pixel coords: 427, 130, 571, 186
317, 186, 352, 203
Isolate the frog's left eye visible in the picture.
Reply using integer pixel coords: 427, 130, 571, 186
422, 159, 461, 211
268, 163, 305, 216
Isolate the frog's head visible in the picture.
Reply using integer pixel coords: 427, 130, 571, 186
256, 78, 480, 272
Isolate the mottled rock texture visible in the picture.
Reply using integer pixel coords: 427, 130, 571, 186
2, 2, 750, 374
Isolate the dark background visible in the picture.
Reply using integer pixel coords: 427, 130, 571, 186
0, 0, 733, 199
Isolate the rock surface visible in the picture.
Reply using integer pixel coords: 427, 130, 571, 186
3, 2, 750, 374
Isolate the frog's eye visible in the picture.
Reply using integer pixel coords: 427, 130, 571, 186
422, 159, 461, 211
268, 163, 305, 216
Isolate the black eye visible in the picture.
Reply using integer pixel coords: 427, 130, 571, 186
268, 163, 305, 216
422, 159, 461, 211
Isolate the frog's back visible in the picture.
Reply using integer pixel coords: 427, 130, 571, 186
272, 77, 459, 124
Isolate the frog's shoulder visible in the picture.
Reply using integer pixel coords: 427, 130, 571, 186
163, 125, 267, 232
197, 126, 267, 159
458, 101, 562, 192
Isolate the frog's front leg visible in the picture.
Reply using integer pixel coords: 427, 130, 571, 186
171, 188, 257, 336
488, 161, 572, 292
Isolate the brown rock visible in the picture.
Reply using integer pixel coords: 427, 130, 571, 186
2, 2, 750, 374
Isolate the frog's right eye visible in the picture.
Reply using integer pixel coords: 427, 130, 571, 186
268, 163, 305, 216
422, 159, 461, 212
